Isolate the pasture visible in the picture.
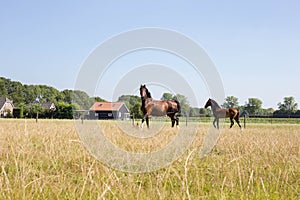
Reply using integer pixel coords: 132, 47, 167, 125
0, 119, 299, 199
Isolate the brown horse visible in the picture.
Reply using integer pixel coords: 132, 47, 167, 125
204, 98, 242, 129
140, 85, 181, 128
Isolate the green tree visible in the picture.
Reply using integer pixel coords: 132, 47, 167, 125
72, 90, 94, 110
55, 102, 74, 119
161, 93, 173, 100
222, 96, 239, 108
277, 96, 298, 115
244, 98, 263, 115
62, 89, 73, 104
189, 107, 200, 117
4, 109, 12, 118
199, 107, 212, 116
94, 96, 107, 102
261, 108, 275, 116
39, 85, 63, 103
118, 95, 143, 118
131, 102, 143, 119
173, 94, 190, 116
30, 103, 43, 122
0, 78, 7, 96
10, 81, 25, 106
14, 103, 26, 118
23, 85, 37, 104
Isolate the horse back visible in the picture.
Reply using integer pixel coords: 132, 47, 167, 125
227, 108, 239, 118
166, 100, 180, 113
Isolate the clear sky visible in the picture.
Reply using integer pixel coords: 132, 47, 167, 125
0, 1, 299, 109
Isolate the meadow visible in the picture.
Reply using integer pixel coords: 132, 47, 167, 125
0, 119, 299, 199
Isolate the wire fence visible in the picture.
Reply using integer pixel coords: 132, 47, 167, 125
197, 115, 300, 125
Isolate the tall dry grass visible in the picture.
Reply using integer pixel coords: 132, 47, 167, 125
0, 119, 299, 199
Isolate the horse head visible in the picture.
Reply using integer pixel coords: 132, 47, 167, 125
140, 84, 152, 99
204, 98, 212, 108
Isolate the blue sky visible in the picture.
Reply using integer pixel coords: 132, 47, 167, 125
0, 1, 299, 108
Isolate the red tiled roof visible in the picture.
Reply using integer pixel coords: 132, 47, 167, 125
90, 102, 125, 111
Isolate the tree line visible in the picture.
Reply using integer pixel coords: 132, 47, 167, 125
1, 77, 299, 119
118, 93, 299, 119
221, 96, 299, 118
0, 77, 105, 119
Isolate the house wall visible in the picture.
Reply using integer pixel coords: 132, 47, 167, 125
0, 102, 14, 117
89, 103, 130, 120
96, 111, 117, 120
118, 105, 130, 120
90, 110, 129, 120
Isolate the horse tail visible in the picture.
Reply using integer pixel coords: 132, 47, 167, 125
174, 100, 181, 116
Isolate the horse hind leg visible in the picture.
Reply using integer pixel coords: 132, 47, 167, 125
235, 116, 242, 129
169, 114, 177, 128
171, 118, 175, 127
175, 115, 179, 128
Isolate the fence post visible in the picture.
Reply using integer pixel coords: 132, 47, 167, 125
185, 114, 188, 126
244, 114, 246, 129
132, 113, 135, 126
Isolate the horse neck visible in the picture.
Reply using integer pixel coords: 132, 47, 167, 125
141, 96, 152, 105
210, 100, 221, 112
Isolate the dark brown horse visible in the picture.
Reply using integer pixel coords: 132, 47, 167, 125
204, 98, 242, 129
140, 85, 181, 128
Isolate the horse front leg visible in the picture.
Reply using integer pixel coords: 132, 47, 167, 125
141, 118, 145, 129
213, 117, 217, 128
146, 116, 149, 128
216, 118, 220, 129
141, 114, 149, 129
230, 117, 234, 128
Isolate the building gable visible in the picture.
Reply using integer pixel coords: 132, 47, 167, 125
0, 96, 14, 117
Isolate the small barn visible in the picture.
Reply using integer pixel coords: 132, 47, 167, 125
0, 96, 14, 117
89, 102, 130, 120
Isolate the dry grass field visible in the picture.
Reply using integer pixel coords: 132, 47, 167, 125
0, 119, 299, 199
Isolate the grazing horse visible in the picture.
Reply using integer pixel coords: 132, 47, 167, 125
140, 85, 181, 128
204, 98, 242, 129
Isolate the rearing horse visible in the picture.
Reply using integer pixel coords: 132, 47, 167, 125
140, 84, 181, 128
204, 98, 242, 129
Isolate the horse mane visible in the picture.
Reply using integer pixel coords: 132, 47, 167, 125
210, 99, 221, 108
145, 88, 152, 98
